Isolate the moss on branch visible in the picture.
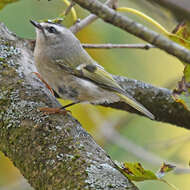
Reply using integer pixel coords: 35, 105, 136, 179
0, 23, 136, 190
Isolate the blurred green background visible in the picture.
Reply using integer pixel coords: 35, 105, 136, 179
0, 0, 189, 190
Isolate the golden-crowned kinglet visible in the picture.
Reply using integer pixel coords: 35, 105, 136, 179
30, 20, 154, 119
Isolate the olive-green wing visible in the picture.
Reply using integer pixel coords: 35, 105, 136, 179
79, 64, 155, 120
55, 60, 154, 119
79, 64, 123, 91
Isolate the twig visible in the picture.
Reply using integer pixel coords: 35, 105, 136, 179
61, 0, 77, 22
70, 0, 116, 33
64, 1, 76, 16
82, 43, 154, 49
72, 0, 190, 64
99, 117, 190, 174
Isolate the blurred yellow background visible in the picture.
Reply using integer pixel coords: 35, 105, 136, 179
0, 0, 189, 190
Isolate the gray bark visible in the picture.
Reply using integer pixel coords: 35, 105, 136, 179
72, 0, 190, 65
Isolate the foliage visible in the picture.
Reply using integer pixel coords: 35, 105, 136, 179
116, 162, 178, 190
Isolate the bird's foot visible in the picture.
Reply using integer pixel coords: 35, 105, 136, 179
33, 72, 54, 96
38, 107, 71, 115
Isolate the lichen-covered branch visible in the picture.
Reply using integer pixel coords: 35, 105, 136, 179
0, 23, 137, 190
72, 0, 190, 64
1, 12, 190, 188
105, 76, 190, 128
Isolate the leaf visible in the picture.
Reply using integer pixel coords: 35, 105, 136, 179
116, 162, 179, 190
120, 162, 157, 181
170, 21, 190, 109
0, 0, 19, 10
173, 91, 190, 111
156, 163, 176, 178
171, 22, 190, 81
170, 21, 190, 51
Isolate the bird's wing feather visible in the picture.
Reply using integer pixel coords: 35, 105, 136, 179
79, 64, 155, 120
56, 60, 154, 119
79, 64, 123, 91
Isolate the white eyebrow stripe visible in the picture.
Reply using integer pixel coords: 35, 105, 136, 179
51, 25, 63, 32
41, 23, 64, 33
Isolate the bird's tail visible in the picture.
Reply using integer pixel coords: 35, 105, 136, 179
116, 92, 155, 120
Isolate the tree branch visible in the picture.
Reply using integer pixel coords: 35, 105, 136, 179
146, 0, 190, 21
72, 0, 190, 64
104, 76, 190, 128
70, 0, 116, 33
82, 43, 154, 49
0, 23, 137, 190
1, 11, 190, 187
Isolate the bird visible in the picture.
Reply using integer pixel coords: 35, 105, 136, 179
30, 20, 154, 120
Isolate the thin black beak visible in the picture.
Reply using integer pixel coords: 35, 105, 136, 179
30, 20, 43, 30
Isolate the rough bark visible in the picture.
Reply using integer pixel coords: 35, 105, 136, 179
102, 78, 190, 128
1, 3, 190, 186
0, 23, 138, 190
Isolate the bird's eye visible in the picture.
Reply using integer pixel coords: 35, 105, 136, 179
46, 26, 57, 34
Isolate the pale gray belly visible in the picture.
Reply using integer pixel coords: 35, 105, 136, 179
36, 62, 120, 104
54, 75, 120, 104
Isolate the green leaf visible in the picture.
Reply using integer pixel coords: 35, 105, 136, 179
115, 161, 179, 190
120, 162, 157, 181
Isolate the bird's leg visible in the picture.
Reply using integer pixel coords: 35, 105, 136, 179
39, 101, 80, 115
33, 72, 64, 114
33, 72, 81, 114
33, 72, 54, 96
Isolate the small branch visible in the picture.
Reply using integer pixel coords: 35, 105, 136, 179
70, 0, 116, 33
72, 0, 190, 64
61, 0, 77, 22
82, 43, 154, 49
64, 0, 76, 16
